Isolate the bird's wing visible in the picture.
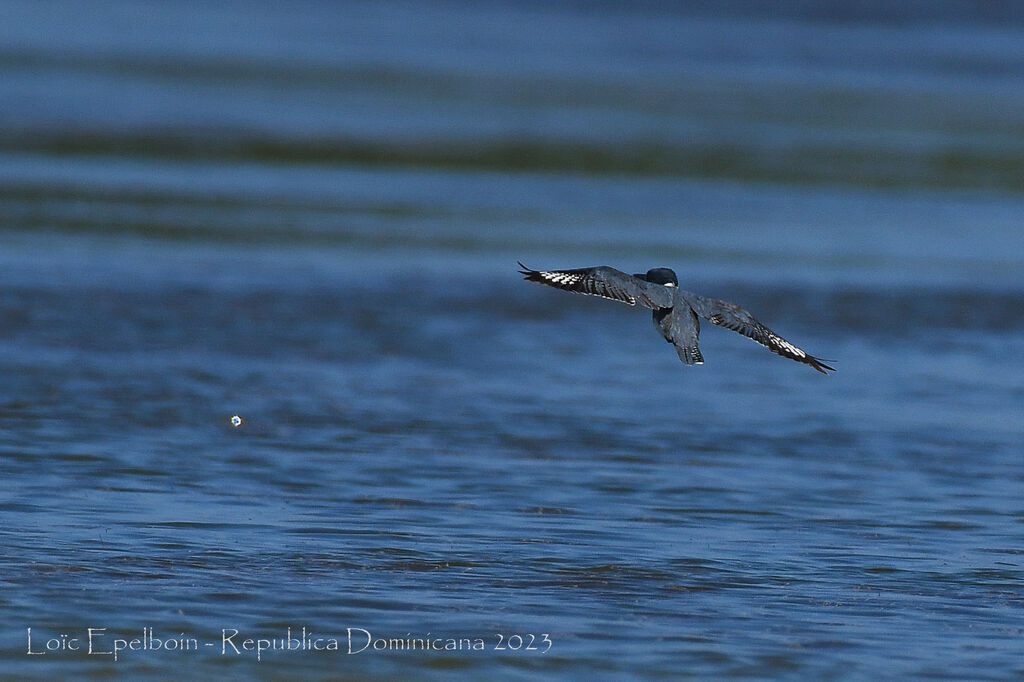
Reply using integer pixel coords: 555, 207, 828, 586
518, 262, 674, 310
685, 293, 834, 374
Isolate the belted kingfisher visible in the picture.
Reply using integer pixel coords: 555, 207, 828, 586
519, 262, 834, 374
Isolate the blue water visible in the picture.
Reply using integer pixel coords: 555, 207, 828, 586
2, 2, 1023, 679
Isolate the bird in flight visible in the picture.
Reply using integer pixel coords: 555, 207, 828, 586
519, 262, 834, 374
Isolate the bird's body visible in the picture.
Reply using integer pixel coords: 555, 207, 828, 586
519, 262, 834, 374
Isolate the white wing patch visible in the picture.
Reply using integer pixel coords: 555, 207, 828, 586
539, 271, 585, 286
769, 333, 806, 358
538, 270, 637, 305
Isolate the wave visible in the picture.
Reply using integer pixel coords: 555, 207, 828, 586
3, 129, 1023, 193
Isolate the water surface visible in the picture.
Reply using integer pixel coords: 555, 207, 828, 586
1, 2, 1023, 679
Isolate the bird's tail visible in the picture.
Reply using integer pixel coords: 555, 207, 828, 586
677, 345, 704, 365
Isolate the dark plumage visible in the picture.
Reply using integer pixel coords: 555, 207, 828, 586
519, 262, 834, 374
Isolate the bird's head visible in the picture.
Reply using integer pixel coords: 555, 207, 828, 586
642, 267, 678, 287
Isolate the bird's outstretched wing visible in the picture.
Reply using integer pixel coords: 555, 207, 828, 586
518, 262, 673, 310
686, 294, 834, 374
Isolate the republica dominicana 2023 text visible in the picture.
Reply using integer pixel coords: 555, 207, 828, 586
25, 627, 553, 662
